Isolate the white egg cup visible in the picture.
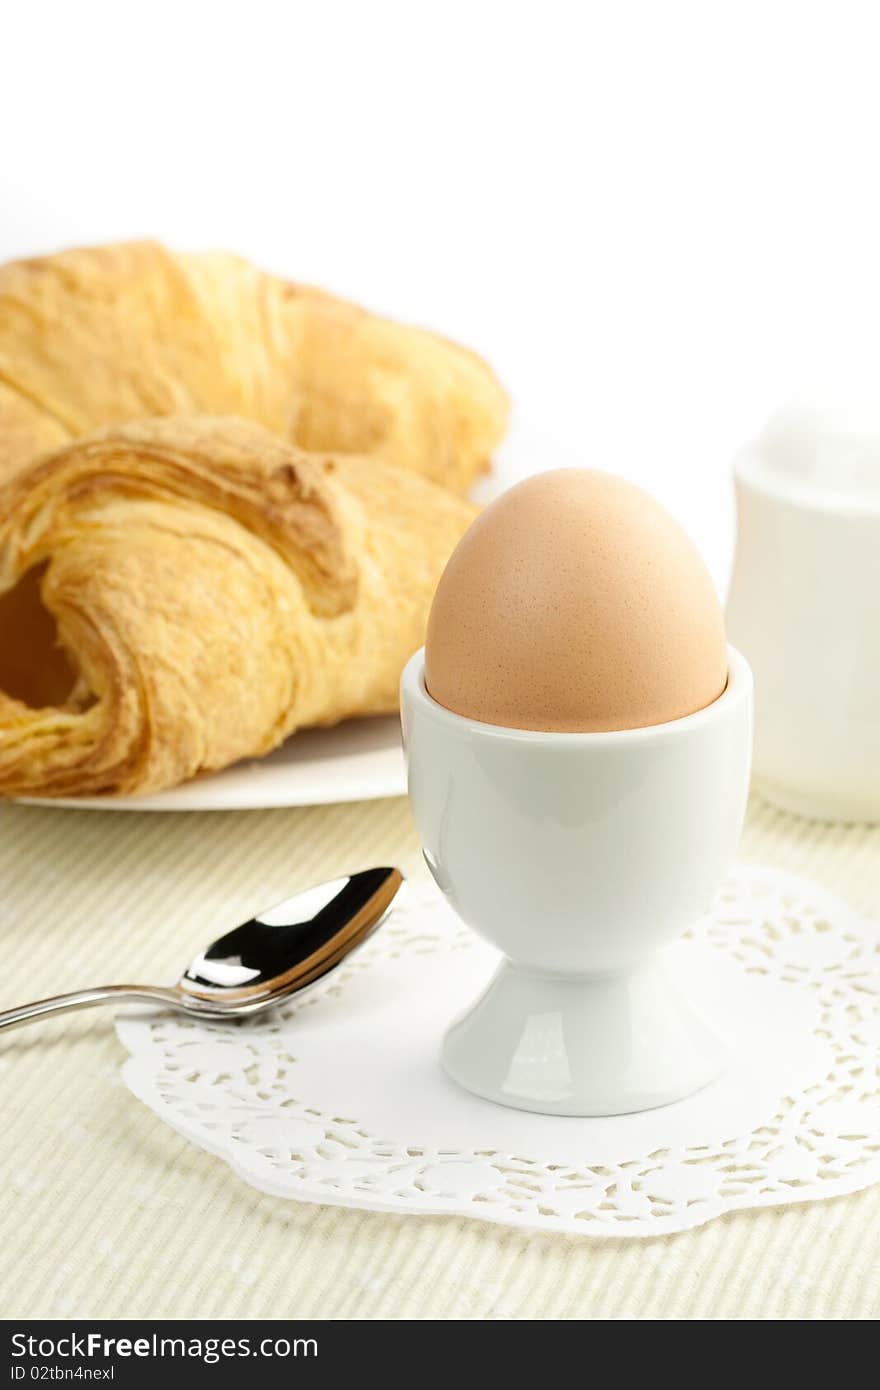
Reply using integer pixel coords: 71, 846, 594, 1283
400, 647, 753, 1117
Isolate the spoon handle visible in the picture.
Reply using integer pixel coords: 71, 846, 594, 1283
0, 984, 183, 1032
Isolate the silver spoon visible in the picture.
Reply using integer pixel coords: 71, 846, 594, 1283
0, 867, 404, 1032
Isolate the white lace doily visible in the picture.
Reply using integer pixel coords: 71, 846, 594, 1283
117, 865, 880, 1237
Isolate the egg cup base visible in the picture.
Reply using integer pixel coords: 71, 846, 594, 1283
441, 956, 724, 1118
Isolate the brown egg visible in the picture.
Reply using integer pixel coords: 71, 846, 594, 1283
424, 469, 727, 732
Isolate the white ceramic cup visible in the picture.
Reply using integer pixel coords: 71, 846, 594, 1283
727, 406, 880, 822
400, 647, 753, 1116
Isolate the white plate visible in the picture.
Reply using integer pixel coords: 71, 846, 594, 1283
22, 422, 543, 812
23, 714, 406, 812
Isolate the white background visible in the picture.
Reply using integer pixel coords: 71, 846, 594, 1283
4, 0, 880, 593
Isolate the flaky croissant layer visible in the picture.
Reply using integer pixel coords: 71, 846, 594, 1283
0, 241, 508, 489
0, 417, 476, 797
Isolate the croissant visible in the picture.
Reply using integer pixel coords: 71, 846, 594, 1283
0, 240, 507, 489
0, 416, 476, 797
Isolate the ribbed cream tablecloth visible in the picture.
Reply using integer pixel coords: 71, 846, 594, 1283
0, 792, 877, 1321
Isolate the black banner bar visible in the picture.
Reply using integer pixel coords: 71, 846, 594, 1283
1, 1320, 575, 1382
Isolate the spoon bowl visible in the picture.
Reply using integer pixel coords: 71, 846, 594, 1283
0, 867, 404, 1032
